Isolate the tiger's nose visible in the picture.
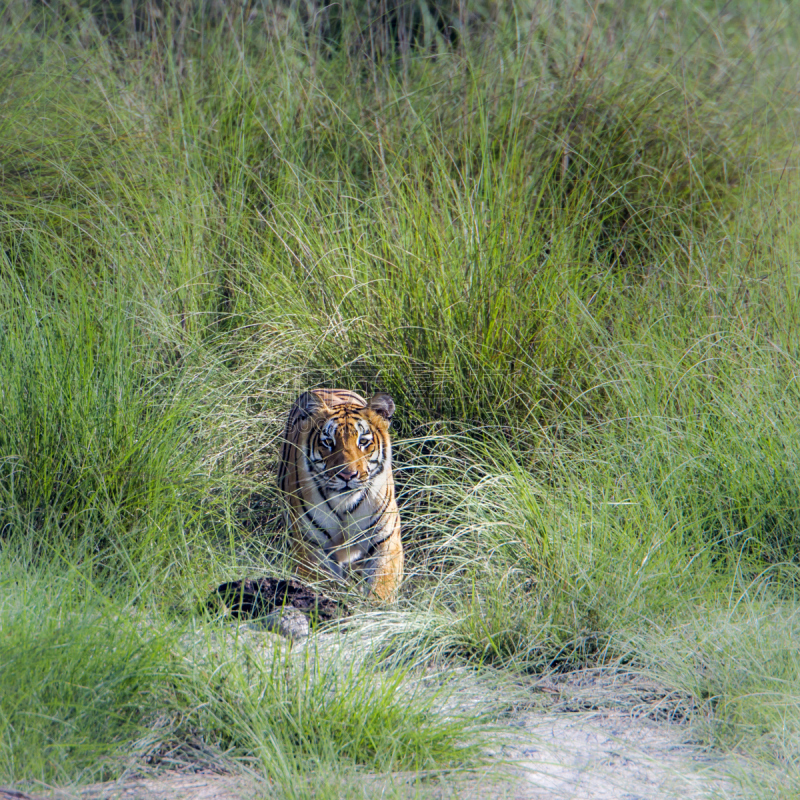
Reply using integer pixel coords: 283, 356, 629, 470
338, 468, 358, 482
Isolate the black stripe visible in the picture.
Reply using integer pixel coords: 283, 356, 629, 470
363, 524, 396, 559
307, 428, 322, 456
278, 430, 309, 492
346, 491, 367, 514
352, 505, 394, 556
367, 440, 386, 478
368, 459, 386, 480
300, 504, 332, 542
306, 431, 333, 500
365, 493, 393, 527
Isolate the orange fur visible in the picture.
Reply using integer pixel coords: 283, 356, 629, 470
277, 389, 402, 601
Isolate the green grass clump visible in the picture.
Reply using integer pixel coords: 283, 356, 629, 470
1, 0, 800, 795
173, 637, 473, 777
0, 563, 471, 789
0, 572, 172, 784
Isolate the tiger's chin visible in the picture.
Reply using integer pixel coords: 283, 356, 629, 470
326, 480, 364, 493
328, 486, 368, 513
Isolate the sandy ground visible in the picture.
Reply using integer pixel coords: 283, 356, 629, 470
495, 710, 735, 799
448, 667, 739, 800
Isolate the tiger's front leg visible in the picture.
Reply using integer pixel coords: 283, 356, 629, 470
291, 538, 345, 586
292, 534, 402, 603
354, 521, 403, 603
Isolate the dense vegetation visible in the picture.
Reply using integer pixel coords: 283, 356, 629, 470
1, 1, 798, 796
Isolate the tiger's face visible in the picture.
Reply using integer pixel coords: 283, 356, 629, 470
290, 391, 396, 499
310, 410, 386, 493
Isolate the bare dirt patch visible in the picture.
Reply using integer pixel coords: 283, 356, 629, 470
438, 668, 741, 800
3, 779, 257, 800
496, 710, 734, 799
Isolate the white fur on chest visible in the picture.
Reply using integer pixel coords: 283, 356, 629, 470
297, 458, 390, 556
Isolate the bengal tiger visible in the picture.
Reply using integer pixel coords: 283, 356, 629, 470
277, 388, 403, 602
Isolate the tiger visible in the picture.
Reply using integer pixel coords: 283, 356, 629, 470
277, 388, 403, 602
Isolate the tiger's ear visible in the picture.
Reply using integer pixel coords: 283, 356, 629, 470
367, 392, 395, 423
294, 391, 326, 418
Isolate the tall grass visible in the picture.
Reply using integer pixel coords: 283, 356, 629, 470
1, 0, 799, 795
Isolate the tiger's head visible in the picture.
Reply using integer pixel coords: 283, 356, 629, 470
294, 390, 395, 496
